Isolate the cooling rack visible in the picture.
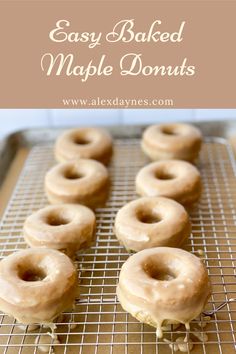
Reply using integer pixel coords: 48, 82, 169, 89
0, 136, 235, 354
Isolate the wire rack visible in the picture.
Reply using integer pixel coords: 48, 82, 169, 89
0, 137, 235, 354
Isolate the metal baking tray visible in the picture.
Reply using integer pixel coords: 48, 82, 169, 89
0, 121, 235, 354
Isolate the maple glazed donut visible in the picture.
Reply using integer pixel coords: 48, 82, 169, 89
45, 159, 109, 209
142, 123, 202, 162
136, 160, 201, 205
55, 127, 113, 165
114, 197, 191, 252
0, 248, 77, 324
23, 204, 96, 258
117, 247, 211, 338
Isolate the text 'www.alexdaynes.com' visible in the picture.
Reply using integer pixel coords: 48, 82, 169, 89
62, 97, 174, 108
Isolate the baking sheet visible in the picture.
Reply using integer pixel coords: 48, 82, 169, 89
0, 125, 235, 353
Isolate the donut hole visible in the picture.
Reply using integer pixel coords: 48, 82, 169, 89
58, 248, 67, 254
46, 214, 70, 226
64, 169, 84, 180
73, 136, 91, 145
19, 267, 47, 282
161, 126, 179, 136
137, 210, 161, 224
144, 263, 176, 281
155, 170, 175, 180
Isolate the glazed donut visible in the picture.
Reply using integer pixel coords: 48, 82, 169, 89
142, 123, 202, 162
23, 204, 96, 258
136, 160, 201, 205
117, 247, 211, 338
114, 197, 191, 252
55, 127, 113, 165
45, 159, 109, 209
0, 248, 77, 324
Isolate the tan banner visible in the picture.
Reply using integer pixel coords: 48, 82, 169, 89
0, 1, 236, 108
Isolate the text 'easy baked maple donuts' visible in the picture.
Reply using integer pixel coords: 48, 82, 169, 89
117, 247, 211, 338
55, 127, 113, 165
136, 160, 201, 205
45, 159, 109, 209
0, 248, 77, 324
142, 123, 202, 162
114, 197, 191, 252
23, 204, 96, 258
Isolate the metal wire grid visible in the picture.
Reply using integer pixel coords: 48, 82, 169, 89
0, 137, 235, 354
